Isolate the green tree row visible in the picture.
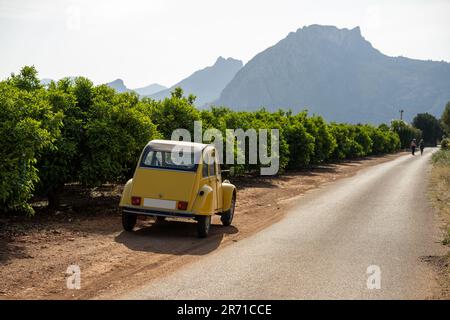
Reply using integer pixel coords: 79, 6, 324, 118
1, 66, 447, 214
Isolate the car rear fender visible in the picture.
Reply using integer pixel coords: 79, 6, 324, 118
119, 178, 133, 207
191, 184, 214, 215
222, 183, 236, 212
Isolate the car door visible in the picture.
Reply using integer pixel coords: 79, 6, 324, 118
215, 157, 223, 212
201, 149, 217, 212
207, 150, 218, 212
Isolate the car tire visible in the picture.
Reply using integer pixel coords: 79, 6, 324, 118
122, 212, 137, 231
196, 215, 211, 238
221, 193, 236, 226
155, 216, 166, 223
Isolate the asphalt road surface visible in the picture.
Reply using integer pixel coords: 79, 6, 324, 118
124, 148, 445, 299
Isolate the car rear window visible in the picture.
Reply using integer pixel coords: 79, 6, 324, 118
140, 146, 199, 172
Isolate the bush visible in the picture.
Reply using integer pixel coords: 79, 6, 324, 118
145, 87, 200, 139
36, 80, 161, 206
365, 125, 400, 154
352, 126, 373, 156
37, 78, 82, 207
329, 124, 352, 159
304, 114, 336, 163
80, 89, 160, 185
329, 123, 400, 159
391, 120, 422, 149
441, 138, 450, 150
440, 102, 450, 136
367, 127, 387, 155
432, 149, 450, 167
0, 67, 62, 213
285, 115, 314, 168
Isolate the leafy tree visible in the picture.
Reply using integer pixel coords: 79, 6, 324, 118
366, 126, 386, 155
329, 124, 352, 160
38, 81, 160, 206
187, 94, 196, 105
412, 113, 443, 146
353, 125, 373, 155
249, 109, 290, 173
37, 78, 82, 207
441, 102, 450, 136
366, 125, 400, 154
329, 125, 366, 159
171, 87, 184, 99
285, 116, 314, 168
0, 67, 62, 213
304, 114, 337, 163
147, 88, 200, 139
391, 120, 422, 149
80, 88, 160, 185
73, 77, 94, 112
440, 138, 450, 150
7, 65, 42, 91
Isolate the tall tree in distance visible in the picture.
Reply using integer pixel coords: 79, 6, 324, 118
7, 65, 42, 91
391, 120, 422, 149
412, 113, 443, 146
441, 102, 450, 137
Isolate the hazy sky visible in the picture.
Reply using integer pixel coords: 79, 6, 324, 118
1, 0, 449, 88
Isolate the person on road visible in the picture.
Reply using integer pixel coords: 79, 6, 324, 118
419, 139, 425, 155
411, 138, 417, 155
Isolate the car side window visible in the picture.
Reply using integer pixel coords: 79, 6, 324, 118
216, 162, 221, 177
143, 150, 162, 167
209, 159, 216, 177
202, 154, 208, 178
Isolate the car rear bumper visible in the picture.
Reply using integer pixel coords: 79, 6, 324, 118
121, 206, 196, 219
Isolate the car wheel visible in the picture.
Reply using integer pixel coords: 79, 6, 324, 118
122, 212, 137, 231
221, 194, 236, 226
155, 216, 166, 223
197, 215, 211, 238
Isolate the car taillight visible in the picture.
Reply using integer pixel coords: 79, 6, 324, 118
131, 196, 141, 206
177, 201, 188, 210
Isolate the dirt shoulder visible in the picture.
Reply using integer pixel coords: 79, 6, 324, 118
427, 149, 450, 299
0, 153, 403, 300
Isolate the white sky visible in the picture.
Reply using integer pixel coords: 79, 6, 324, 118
0, 0, 449, 88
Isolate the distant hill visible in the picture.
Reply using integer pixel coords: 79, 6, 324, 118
41, 77, 78, 86
40, 78, 53, 86
106, 79, 166, 96
216, 25, 450, 123
134, 83, 167, 96
106, 79, 130, 93
150, 57, 243, 106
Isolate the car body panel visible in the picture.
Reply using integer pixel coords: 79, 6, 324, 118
131, 168, 197, 209
221, 182, 236, 212
119, 178, 133, 207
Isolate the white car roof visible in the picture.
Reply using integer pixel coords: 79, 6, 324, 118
146, 139, 210, 153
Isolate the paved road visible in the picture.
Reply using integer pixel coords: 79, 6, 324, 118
124, 149, 445, 299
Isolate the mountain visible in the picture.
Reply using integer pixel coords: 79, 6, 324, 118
106, 79, 166, 95
216, 25, 450, 123
106, 79, 130, 93
41, 77, 78, 86
150, 57, 243, 106
134, 83, 167, 96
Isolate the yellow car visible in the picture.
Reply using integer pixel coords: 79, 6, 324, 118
119, 140, 236, 237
